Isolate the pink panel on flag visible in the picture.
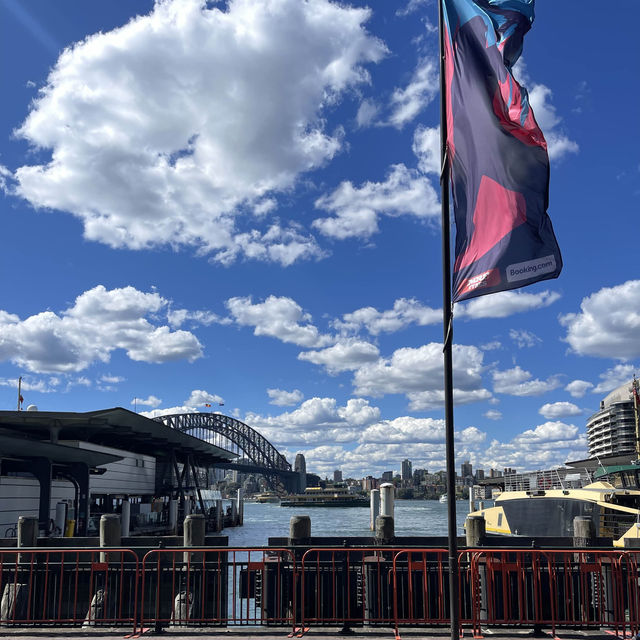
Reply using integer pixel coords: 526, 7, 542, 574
455, 175, 526, 270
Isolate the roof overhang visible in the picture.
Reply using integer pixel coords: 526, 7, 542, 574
0, 408, 237, 465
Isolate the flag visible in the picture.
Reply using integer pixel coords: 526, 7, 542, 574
218, 402, 225, 406
18, 394, 24, 405
204, 403, 212, 407
442, 0, 562, 302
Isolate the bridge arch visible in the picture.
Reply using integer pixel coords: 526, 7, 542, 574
153, 412, 291, 473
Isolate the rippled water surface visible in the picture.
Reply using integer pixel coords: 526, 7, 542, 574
223, 499, 474, 547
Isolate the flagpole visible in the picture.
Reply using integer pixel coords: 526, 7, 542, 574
438, 2, 460, 639
17, 376, 22, 411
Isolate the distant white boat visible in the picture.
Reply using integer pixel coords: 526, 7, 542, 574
439, 494, 448, 503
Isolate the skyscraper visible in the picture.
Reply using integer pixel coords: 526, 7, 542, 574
295, 453, 307, 492
587, 380, 638, 458
401, 459, 412, 482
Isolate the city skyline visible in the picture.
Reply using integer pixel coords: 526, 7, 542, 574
1, 1, 639, 478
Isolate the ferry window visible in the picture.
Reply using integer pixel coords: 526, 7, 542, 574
497, 513, 503, 527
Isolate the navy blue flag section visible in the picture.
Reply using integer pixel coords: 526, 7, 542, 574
442, 0, 562, 302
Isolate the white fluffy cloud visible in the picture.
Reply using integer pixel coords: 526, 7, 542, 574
509, 329, 542, 348
335, 298, 441, 335
514, 421, 579, 446
484, 410, 503, 421
592, 364, 638, 394
352, 343, 487, 400
7, 0, 386, 265
538, 402, 583, 420
267, 388, 304, 407
313, 164, 439, 240
0, 285, 202, 373
167, 309, 228, 329
244, 396, 380, 446
186, 389, 225, 407
412, 125, 440, 175
561, 280, 640, 359
298, 339, 380, 374
565, 379, 593, 398
458, 290, 560, 319
492, 366, 561, 397
388, 59, 438, 128
133, 395, 162, 409
226, 295, 332, 348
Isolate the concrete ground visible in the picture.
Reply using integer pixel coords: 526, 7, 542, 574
0, 627, 631, 640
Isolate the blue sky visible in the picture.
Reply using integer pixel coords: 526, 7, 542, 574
1, 0, 639, 478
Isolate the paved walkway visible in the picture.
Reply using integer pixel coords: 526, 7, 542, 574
0, 627, 630, 640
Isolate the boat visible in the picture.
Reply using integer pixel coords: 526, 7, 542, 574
253, 492, 280, 504
468, 463, 640, 547
439, 494, 448, 503
280, 485, 368, 507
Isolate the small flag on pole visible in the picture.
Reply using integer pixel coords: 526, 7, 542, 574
204, 403, 212, 407
218, 402, 224, 406
442, 0, 562, 302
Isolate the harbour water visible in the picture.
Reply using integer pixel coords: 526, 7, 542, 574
224, 499, 473, 546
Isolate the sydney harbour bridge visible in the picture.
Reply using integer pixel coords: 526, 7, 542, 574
153, 412, 304, 493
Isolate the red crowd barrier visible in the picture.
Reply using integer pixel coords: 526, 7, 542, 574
466, 548, 629, 638
0, 548, 139, 632
139, 547, 296, 633
2, 545, 640, 637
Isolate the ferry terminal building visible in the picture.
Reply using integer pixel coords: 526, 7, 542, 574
0, 407, 236, 537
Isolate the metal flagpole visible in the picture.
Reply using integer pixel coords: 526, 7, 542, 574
438, 2, 460, 638
17, 376, 22, 411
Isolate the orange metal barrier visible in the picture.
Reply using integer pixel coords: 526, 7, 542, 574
298, 547, 402, 628
391, 548, 465, 633
0, 548, 139, 631
2, 545, 640, 636
465, 548, 629, 638
139, 547, 296, 633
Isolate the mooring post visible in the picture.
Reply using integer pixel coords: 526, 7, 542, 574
100, 514, 121, 563
6, 516, 38, 620
236, 488, 244, 525
370, 489, 380, 531
231, 497, 238, 525
17, 516, 38, 563
183, 513, 205, 564
573, 516, 595, 547
54, 502, 67, 537
121, 500, 131, 538
289, 515, 311, 545
380, 483, 394, 519
169, 498, 178, 535
465, 515, 486, 547
375, 515, 394, 544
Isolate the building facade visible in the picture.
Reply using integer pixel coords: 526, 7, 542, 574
401, 459, 412, 482
587, 381, 638, 458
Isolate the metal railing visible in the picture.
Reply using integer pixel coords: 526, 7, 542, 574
0, 548, 139, 629
139, 547, 297, 633
1, 545, 640, 637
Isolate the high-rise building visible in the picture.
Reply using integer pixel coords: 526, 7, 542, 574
381, 471, 393, 482
587, 380, 638, 458
295, 453, 307, 492
401, 459, 412, 481
333, 469, 343, 482
460, 460, 472, 479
